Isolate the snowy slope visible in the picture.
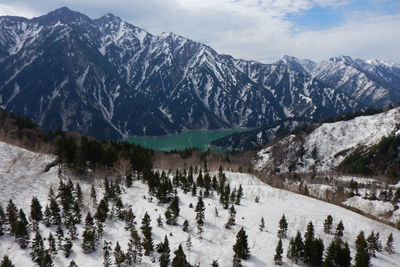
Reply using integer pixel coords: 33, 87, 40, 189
1, 141, 400, 266
255, 107, 400, 173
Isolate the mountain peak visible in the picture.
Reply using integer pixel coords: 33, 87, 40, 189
98, 12, 122, 23
38, 6, 91, 25
329, 55, 353, 64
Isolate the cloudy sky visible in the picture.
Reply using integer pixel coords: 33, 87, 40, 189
1, 0, 399, 63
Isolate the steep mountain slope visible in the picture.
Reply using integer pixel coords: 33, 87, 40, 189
255, 107, 400, 174
285, 55, 400, 108
0, 8, 364, 139
1, 140, 399, 266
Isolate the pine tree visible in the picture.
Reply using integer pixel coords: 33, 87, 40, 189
185, 235, 192, 251
67, 214, 78, 240
233, 228, 250, 260
211, 260, 219, 267
323, 215, 333, 234
385, 233, 394, 254
277, 214, 288, 238
125, 208, 136, 232
274, 239, 283, 265
56, 224, 64, 250
126, 230, 142, 265
95, 198, 109, 223
259, 217, 265, 232
287, 231, 304, 263
72, 200, 81, 224
235, 185, 243, 205
354, 231, 370, 267
323, 239, 351, 267
103, 240, 112, 267
6, 200, 18, 235
0, 256, 15, 267
195, 196, 205, 238
90, 184, 97, 207
183, 220, 189, 232
14, 212, 29, 249
171, 244, 190, 267
0, 205, 5, 236
41, 250, 53, 267
30, 231, 45, 266
82, 212, 96, 254
304, 221, 315, 264
68, 260, 78, 267
159, 235, 170, 267
49, 197, 61, 225
157, 215, 163, 227
225, 205, 236, 229
114, 241, 125, 267
96, 219, 104, 241
126, 174, 133, 188
30, 197, 43, 224
334, 220, 344, 239
141, 212, 153, 256
74, 183, 83, 207
63, 237, 73, 258
48, 233, 57, 255
168, 196, 180, 225
43, 205, 51, 227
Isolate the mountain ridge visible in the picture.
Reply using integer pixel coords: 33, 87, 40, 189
0, 7, 398, 140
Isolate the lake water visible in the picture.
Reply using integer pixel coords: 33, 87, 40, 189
126, 128, 250, 151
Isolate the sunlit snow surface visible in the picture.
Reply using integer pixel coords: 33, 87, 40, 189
0, 141, 399, 266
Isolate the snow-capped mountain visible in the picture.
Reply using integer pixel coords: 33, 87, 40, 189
0, 7, 367, 139
255, 107, 400, 174
285, 55, 400, 108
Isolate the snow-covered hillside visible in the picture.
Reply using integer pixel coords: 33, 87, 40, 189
1, 141, 399, 266
255, 107, 400, 173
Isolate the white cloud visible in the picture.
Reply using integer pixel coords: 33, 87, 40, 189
0, 0, 399, 63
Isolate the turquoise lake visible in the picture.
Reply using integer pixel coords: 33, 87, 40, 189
126, 128, 250, 151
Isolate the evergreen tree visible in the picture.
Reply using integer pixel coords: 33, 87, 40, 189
185, 235, 192, 251
195, 197, 205, 238
126, 174, 133, 188
171, 244, 190, 267
0, 205, 5, 236
96, 219, 104, 241
14, 211, 29, 249
233, 228, 250, 260
191, 182, 197, 197
49, 197, 61, 225
115, 197, 125, 220
30, 231, 45, 266
125, 208, 136, 232
82, 212, 96, 254
323, 239, 351, 267
43, 205, 51, 227
335, 220, 345, 239
183, 220, 189, 232
235, 185, 243, 205
0, 256, 15, 267
103, 240, 112, 267
287, 231, 304, 263
41, 250, 53, 267
323, 215, 333, 234
157, 215, 163, 227
385, 233, 394, 254
30, 197, 43, 224
277, 214, 288, 238
63, 237, 73, 258
303, 221, 315, 264
6, 200, 18, 235
274, 239, 283, 265
366, 231, 382, 257
141, 212, 154, 256
354, 231, 370, 267
90, 184, 97, 207
126, 230, 142, 265
259, 217, 265, 232
159, 235, 170, 267
114, 241, 125, 267
74, 183, 83, 207
72, 200, 81, 224
56, 224, 64, 250
68, 260, 78, 267
211, 260, 219, 267
66, 214, 78, 240
48, 233, 57, 255
95, 198, 109, 223
225, 205, 236, 229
